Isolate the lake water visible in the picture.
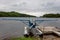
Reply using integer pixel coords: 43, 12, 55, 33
0, 17, 60, 40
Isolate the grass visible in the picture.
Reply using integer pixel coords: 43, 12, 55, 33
10, 36, 41, 40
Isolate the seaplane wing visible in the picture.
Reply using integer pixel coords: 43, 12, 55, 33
2, 18, 58, 26
35, 19, 57, 23
2, 18, 30, 26
35, 20, 58, 26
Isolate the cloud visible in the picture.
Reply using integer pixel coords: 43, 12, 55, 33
0, 0, 60, 16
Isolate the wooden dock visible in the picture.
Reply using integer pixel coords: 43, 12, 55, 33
38, 26, 60, 40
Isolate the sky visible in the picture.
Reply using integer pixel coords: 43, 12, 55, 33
0, 0, 60, 17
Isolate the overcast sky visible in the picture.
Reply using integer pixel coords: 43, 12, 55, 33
0, 0, 60, 16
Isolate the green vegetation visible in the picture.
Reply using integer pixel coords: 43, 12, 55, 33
10, 37, 34, 40
0, 11, 35, 17
42, 13, 60, 18
9, 37, 41, 40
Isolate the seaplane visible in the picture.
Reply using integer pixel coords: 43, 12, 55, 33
2, 18, 57, 37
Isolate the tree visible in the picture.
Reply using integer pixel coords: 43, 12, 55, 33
0, 11, 36, 17
42, 13, 60, 18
